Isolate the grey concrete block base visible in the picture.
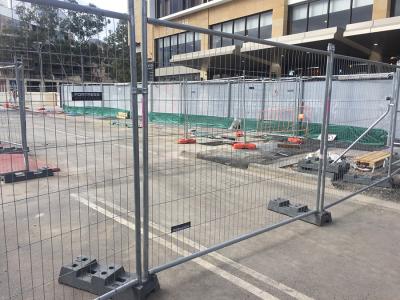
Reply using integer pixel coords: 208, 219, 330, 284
268, 198, 332, 226
132, 274, 160, 300
58, 255, 159, 299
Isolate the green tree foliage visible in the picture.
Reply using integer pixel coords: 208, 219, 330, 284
104, 20, 130, 82
0, 1, 108, 82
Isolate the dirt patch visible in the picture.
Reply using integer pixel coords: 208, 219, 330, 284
332, 181, 400, 203
196, 141, 319, 169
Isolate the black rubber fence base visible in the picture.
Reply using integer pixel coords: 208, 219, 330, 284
268, 198, 332, 226
1, 168, 55, 183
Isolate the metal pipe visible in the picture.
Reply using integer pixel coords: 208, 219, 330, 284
94, 279, 139, 300
15, 58, 29, 172
147, 17, 329, 56
227, 81, 232, 118
0, 65, 16, 69
332, 102, 392, 164
315, 43, 335, 213
388, 62, 400, 176
141, 0, 150, 280
127, 0, 142, 284
148, 209, 317, 275
18, 0, 128, 20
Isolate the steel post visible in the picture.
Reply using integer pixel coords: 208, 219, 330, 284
127, 0, 142, 284
260, 80, 266, 121
388, 62, 400, 177
315, 43, 335, 213
227, 81, 232, 118
15, 58, 29, 172
141, 0, 150, 280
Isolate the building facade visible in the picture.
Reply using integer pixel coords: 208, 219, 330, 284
141, 0, 400, 80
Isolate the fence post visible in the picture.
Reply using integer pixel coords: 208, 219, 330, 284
315, 43, 335, 215
127, 0, 142, 285
388, 61, 400, 177
150, 82, 154, 113
141, 0, 159, 292
227, 81, 232, 118
15, 57, 29, 172
260, 80, 266, 121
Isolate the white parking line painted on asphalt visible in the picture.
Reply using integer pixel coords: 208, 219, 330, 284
78, 194, 314, 300
34, 126, 87, 139
71, 193, 280, 300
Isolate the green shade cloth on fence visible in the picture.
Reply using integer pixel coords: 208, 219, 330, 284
149, 112, 388, 146
63, 106, 130, 118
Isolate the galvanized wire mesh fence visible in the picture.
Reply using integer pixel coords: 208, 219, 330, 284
0, 64, 23, 152
0, 1, 140, 298
145, 25, 332, 274
0, 0, 399, 299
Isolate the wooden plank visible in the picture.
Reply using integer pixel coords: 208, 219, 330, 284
355, 151, 390, 169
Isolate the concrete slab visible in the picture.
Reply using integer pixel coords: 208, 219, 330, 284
1, 112, 399, 300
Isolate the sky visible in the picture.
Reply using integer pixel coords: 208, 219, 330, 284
7, 0, 128, 13
75, 0, 128, 13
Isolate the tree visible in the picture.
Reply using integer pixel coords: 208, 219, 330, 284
105, 20, 142, 83
0, 1, 107, 82
59, 0, 106, 42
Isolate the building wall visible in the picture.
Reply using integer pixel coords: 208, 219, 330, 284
147, 0, 397, 74
147, 0, 287, 61
373, 0, 391, 19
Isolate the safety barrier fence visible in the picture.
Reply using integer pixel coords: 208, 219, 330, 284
0, 0, 398, 299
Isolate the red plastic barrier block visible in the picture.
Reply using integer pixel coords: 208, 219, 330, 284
288, 137, 303, 144
177, 138, 196, 144
232, 143, 257, 150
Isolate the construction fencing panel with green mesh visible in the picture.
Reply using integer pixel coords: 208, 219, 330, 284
60, 77, 394, 145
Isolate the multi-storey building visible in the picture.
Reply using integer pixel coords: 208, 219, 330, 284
138, 0, 400, 80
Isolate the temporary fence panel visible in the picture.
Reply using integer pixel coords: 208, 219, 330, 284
63, 77, 397, 144
145, 26, 331, 278
0, 65, 24, 152
322, 57, 400, 211
1, 0, 400, 299
0, 1, 142, 299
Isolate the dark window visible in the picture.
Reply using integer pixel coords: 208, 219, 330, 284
178, 33, 186, 53
171, 0, 183, 14
246, 14, 259, 37
157, 39, 163, 67
157, 0, 205, 18
351, 0, 373, 22
259, 12, 272, 39
186, 32, 194, 53
289, 4, 308, 34
288, 0, 370, 35
392, 0, 400, 16
163, 36, 171, 67
164, 0, 171, 16
211, 24, 222, 48
27, 81, 40, 92
194, 32, 201, 51
233, 18, 246, 45
222, 21, 233, 47
171, 35, 178, 57
329, 0, 351, 28
209, 10, 273, 48
308, 0, 328, 31
155, 31, 199, 68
